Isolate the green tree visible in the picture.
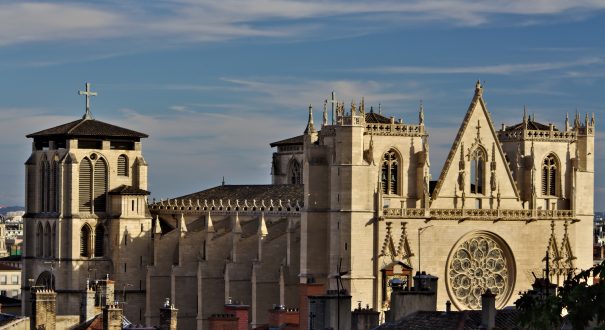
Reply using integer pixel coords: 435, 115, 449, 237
516, 260, 605, 330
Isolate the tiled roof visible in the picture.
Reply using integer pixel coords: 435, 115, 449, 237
109, 185, 150, 195
270, 135, 304, 147
365, 111, 392, 124
377, 309, 520, 330
504, 120, 555, 132
174, 184, 304, 204
27, 118, 148, 138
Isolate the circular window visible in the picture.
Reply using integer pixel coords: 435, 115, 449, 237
90, 153, 97, 160
446, 231, 515, 310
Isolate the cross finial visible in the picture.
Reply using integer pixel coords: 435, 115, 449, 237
475, 120, 482, 139
78, 82, 97, 120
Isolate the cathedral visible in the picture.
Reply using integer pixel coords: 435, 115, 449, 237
22, 81, 594, 329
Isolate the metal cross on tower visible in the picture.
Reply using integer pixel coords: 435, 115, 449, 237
79, 82, 97, 120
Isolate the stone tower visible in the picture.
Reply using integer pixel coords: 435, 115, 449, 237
22, 83, 152, 323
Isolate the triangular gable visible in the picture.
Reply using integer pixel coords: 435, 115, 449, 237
431, 81, 521, 207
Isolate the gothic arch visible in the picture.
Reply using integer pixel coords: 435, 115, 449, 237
39, 154, 50, 212
542, 153, 560, 197
93, 158, 108, 214
469, 146, 487, 195
287, 158, 302, 184
51, 222, 56, 257
35, 271, 55, 290
94, 224, 105, 257
80, 224, 92, 257
380, 148, 402, 195
79, 157, 93, 213
36, 222, 43, 257
44, 222, 51, 257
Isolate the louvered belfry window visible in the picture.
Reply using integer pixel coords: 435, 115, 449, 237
80, 225, 91, 257
95, 225, 105, 257
542, 154, 558, 196
79, 156, 108, 214
117, 155, 128, 176
79, 158, 93, 212
381, 150, 400, 195
93, 158, 108, 214
470, 148, 485, 195
289, 160, 302, 184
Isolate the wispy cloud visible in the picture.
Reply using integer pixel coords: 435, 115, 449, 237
356, 57, 603, 75
0, 1, 604, 47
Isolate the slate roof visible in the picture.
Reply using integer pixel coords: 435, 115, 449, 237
270, 135, 303, 147
365, 111, 392, 124
109, 185, 150, 196
0, 313, 24, 327
174, 184, 304, 204
376, 309, 520, 330
503, 120, 555, 132
27, 118, 148, 139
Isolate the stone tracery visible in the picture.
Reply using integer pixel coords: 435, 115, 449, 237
447, 232, 514, 309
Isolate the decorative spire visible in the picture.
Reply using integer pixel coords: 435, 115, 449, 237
360, 97, 365, 114
179, 214, 188, 233
233, 212, 242, 234
351, 100, 357, 115
574, 110, 580, 128
322, 99, 328, 126
206, 212, 215, 233
154, 215, 162, 235
378, 103, 382, 115
258, 212, 268, 238
565, 112, 570, 131
419, 100, 424, 126
591, 112, 595, 126
585, 112, 589, 127
523, 106, 528, 125
304, 104, 316, 134
78, 82, 97, 120
475, 80, 483, 96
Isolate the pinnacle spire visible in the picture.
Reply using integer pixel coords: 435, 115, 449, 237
304, 104, 316, 134
419, 100, 424, 125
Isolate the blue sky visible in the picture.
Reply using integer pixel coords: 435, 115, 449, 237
0, 1, 604, 208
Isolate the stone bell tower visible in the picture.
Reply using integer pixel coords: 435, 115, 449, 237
22, 83, 152, 323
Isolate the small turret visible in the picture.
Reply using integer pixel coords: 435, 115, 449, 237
304, 104, 317, 134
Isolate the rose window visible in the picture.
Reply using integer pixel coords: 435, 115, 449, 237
447, 232, 515, 309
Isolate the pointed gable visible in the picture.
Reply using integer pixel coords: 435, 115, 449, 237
431, 81, 521, 208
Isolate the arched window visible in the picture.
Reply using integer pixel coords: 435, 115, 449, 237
79, 158, 93, 213
470, 148, 485, 194
93, 158, 108, 214
117, 154, 128, 176
51, 223, 56, 257
542, 154, 558, 196
381, 150, 400, 195
80, 225, 91, 257
36, 223, 43, 257
39, 155, 50, 212
289, 160, 302, 184
44, 222, 51, 257
95, 225, 105, 257
53, 156, 60, 212
36, 271, 55, 290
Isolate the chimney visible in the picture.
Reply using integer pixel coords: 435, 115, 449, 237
31, 288, 57, 330
224, 303, 249, 330
102, 304, 123, 330
159, 298, 178, 330
80, 281, 97, 323
96, 276, 116, 307
481, 289, 496, 330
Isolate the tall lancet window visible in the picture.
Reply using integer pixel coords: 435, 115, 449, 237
381, 149, 400, 195
117, 154, 128, 176
95, 225, 105, 257
80, 224, 91, 257
470, 148, 485, 194
36, 223, 43, 257
79, 158, 93, 212
93, 158, 108, 214
542, 154, 558, 196
39, 155, 50, 212
289, 160, 302, 184
44, 222, 51, 257
79, 157, 108, 214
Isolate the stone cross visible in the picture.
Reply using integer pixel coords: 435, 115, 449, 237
79, 82, 97, 119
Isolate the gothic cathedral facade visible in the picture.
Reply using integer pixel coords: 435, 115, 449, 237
23, 81, 594, 328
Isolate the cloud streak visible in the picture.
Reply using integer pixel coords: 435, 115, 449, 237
356, 57, 603, 75
0, 1, 604, 47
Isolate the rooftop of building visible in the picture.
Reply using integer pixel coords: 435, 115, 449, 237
173, 184, 304, 203
377, 309, 520, 330
26, 117, 148, 139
